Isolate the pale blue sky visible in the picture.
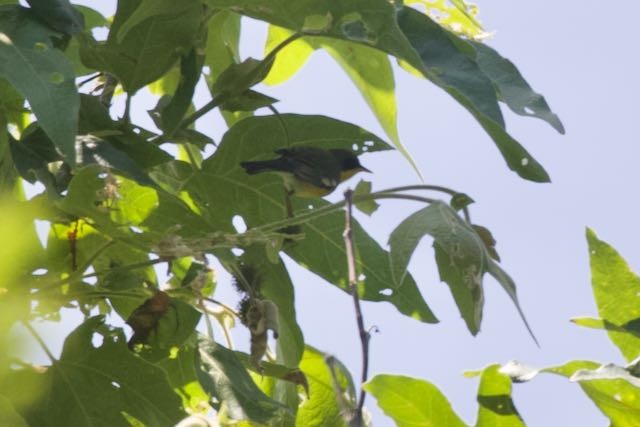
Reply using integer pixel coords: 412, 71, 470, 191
29, 2, 640, 426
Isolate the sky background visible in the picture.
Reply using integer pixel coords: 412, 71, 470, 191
24, 1, 640, 426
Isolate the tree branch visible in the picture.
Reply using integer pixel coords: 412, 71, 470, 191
342, 189, 370, 426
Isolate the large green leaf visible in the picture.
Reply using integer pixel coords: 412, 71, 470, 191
475, 365, 525, 427
396, 8, 549, 182
10, 316, 184, 426
0, 5, 79, 162
204, 10, 251, 126
264, 27, 421, 178
78, 0, 201, 93
185, 114, 437, 323
206, 0, 554, 182
389, 201, 535, 340
196, 335, 289, 424
296, 347, 355, 426
471, 41, 565, 134
586, 228, 640, 361
364, 374, 467, 427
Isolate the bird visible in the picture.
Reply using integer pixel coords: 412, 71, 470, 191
240, 147, 371, 198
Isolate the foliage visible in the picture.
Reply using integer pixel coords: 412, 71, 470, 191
0, 0, 592, 425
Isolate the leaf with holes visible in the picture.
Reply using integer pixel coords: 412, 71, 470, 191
185, 114, 437, 323
4, 316, 184, 426
0, 5, 79, 162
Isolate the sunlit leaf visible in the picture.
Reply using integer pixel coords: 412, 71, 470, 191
586, 228, 640, 361
475, 365, 525, 427
364, 374, 467, 427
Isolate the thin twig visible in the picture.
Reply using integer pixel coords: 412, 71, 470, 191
342, 189, 370, 426
22, 321, 56, 363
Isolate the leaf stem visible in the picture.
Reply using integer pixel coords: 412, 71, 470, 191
342, 189, 369, 426
22, 321, 56, 363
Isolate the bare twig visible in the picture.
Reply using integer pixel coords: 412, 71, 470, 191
342, 189, 370, 427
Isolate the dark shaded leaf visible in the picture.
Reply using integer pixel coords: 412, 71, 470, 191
221, 90, 278, 113
196, 334, 289, 424
25, 0, 83, 35
472, 41, 565, 134
158, 49, 203, 134
213, 57, 275, 97
8, 316, 184, 426
396, 8, 550, 182
75, 135, 157, 188
0, 5, 79, 161
78, 0, 201, 93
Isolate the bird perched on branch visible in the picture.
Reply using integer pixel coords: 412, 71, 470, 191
240, 147, 370, 198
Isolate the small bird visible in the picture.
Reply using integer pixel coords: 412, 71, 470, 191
240, 147, 370, 198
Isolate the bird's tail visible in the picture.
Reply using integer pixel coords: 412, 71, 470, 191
240, 159, 283, 175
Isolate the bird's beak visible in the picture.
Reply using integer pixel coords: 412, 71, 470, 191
359, 166, 372, 173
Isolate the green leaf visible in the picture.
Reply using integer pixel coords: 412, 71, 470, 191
0, 396, 28, 427
586, 228, 640, 361
204, 10, 251, 126
157, 49, 203, 134
75, 135, 158, 188
296, 347, 355, 427
389, 201, 536, 341
157, 339, 210, 412
406, 0, 488, 40
353, 179, 379, 215
475, 365, 525, 427
471, 42, 565, 134
265, 26, 421, 178
0, 5, 79, 162
25, 0, 84, 35
15, 316, 185, 426
197, 335, 289, 424
364, 374, 467, 427
503, 360, 640, 427
571, 317, 640, 340
396, 8, 550, 182
264, 25, 314, 86
238, 247, 304, 369
221, 89, 278, 113
213, 57, 275, 97
185, 114, 437, 323
207, 1, 553, 182
78, 0, 201, 93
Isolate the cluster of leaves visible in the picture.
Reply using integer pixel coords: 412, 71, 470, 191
0, 0, 565, 425
367, 230, 640, 426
